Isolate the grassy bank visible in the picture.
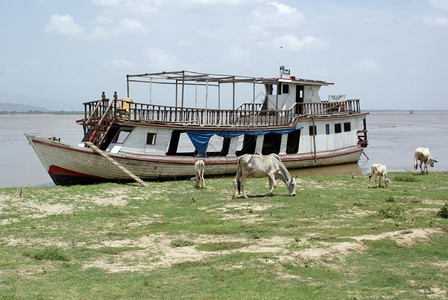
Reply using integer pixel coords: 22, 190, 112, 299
1, 172, 448, 299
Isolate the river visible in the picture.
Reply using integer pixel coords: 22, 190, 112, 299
1, 111, 447, 188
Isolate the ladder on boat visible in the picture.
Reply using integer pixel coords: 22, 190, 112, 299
83, 92, 116, 149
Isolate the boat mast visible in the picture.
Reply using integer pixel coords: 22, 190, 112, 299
126, 75, 130, 97
181, 70, 185, 121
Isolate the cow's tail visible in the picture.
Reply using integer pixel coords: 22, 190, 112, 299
236, 157, 242, 193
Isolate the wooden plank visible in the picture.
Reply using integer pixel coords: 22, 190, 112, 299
85, 142, 149, 187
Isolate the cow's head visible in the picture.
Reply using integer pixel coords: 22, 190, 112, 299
428, 156, 438, 167
287, 177, 296, 196
384, 177, 391, 187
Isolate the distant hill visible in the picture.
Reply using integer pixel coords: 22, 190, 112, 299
0, 91, 80, 112
0, 102, 50, 112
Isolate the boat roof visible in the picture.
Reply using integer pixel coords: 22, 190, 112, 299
126, 70, 334, 86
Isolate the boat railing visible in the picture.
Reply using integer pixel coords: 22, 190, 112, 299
291, 99, 361, 116
82, 96, 362, 129
125, 101, 294, 126
235, 102, 263, 112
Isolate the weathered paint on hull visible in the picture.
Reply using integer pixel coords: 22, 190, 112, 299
26, 135, 363, 186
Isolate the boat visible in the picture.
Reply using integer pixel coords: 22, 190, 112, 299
26, 70, 368, 186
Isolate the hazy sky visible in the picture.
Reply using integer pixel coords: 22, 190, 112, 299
1, 0, 447, 110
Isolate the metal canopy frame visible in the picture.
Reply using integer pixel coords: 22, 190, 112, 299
125, 70, 334, 111
126, 71, 261, 111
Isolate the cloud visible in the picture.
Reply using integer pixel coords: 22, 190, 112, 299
142, 47, 183, 70
91, 0, 123, 5
423, 16, 448, 26
352, 58, 380, 73
198, 28, 226, 39
429, 0, 448, 12
251, 2, 305, 30
248, 2, 310, 47
272, 34, 328, 51
45, 14, 147, 39
267, 1, 297, 15
104, 59, 138, 69
222, 46, 251, 64
44, 14, 83, 37
91, 0, 160, 15
112, 18, 147, 35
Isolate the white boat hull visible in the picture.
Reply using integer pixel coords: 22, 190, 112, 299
26, 134, 363, 185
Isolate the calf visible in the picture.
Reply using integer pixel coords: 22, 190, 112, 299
413, 147, 438, 175
369, 163, 391, 188
194, 160, 206, 189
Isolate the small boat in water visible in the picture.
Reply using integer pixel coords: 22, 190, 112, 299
26, 70, 368, 185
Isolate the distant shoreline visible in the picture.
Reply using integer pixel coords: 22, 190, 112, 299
0, 111, 84, 115
1, 109, 448, 115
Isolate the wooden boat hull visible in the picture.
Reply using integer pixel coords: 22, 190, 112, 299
26, 134, 363, 186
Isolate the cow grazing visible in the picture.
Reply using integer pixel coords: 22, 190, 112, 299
194, 160, 206, 189
369, 163, 391, 188
413, 147, 438, 175
232, 154, 296, 199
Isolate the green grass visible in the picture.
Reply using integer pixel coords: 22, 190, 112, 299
1, 172, 447, 299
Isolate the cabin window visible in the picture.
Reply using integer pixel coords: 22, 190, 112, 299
309, 125, 317, 136
325, 124, 330, 135
282, 84, 289, 94
286, 130, 300, 154
335, 123, 342, 133
112, 129, 131, 144
262, 133, 282, 155
166, 130, 196, 156
344, 122, 351, 132
236, 134, 256, 156
206, 135, 230, 156
146, 133, 156, 145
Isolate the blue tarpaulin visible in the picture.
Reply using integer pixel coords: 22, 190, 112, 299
186, 126, 302, 157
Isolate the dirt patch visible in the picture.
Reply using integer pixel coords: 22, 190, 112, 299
353, 228, 443, 247
198, 202, 279, 223
0, 198, 75, 225
4, 237, 71, 248
80, 228, 444, 273
92, 187, 131, 206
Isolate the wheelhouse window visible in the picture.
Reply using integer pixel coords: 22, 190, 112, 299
146, 132, 157, 145
344, 122, 351, 132
334, 123, 342, 133
309, 125, 317, 136
282, 84, 289, 94
325, 124, 330, 135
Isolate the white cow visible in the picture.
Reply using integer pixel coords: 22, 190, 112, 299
413, 147, 438, 175
369, 163, 391, 188
194, 160, 206, 188
232, 154, 296, 199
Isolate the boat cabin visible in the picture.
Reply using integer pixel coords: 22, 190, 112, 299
79, 71, 367, 160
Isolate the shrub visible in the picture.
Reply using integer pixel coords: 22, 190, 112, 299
196, 241, 247, 251
171, 239, 195, 248
25, 246, 71, 261
378, 206, 404, 219
386, 196, 395, 203
437, 203, 448, 219
393, 175, 419, 182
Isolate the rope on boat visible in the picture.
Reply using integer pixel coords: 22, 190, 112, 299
21, 141, 32, 197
